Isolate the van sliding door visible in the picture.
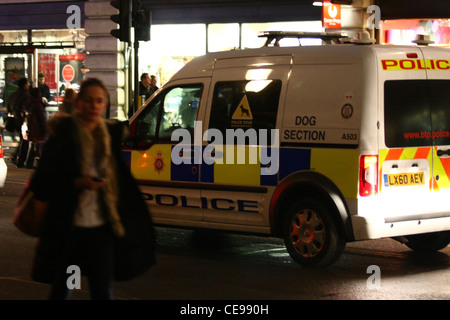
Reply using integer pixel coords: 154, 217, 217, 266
201, 56, 291, 229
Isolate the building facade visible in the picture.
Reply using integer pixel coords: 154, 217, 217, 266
1, 0, 450, 119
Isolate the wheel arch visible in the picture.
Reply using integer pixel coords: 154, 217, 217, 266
269, 171, 355, 241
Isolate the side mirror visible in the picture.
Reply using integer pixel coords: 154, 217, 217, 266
122, 119, 153, 150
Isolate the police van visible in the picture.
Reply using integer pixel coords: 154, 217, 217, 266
124, 31, 450, 267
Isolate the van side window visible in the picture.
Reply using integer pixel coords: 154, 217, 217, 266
384, 80, 450, 147
135, 96, 162, 144
135, 85, 203, 143
208, 80, 281, 144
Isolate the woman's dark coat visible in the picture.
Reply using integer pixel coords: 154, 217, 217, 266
30, 116, 156, 283
25, 95, 47, 142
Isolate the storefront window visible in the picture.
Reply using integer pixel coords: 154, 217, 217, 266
382, 19, 450, 45
208, 23, 240, 52
137, 21, 322, 89
0, 29, 85, 115
138, 24, 206, 86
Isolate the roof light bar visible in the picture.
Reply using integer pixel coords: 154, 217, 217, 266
258, 31, 348, 47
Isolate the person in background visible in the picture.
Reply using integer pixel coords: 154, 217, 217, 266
38, 74, 51, 104
139, 73, 152, 101
59, 88, 77, 115
24, 87, 47, 168
30, 78, 156, 300
149, 75, 158, 95
8, 77, 29, 166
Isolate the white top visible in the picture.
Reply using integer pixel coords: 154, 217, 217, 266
73, 157, 105, 228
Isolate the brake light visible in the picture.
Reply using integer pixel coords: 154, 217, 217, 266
0, 136, 3, 158
359, 155, 378, 197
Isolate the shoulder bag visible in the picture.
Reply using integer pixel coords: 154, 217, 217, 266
13, 178, 48, 237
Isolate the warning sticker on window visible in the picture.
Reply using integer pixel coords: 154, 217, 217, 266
231, 95, 253, 128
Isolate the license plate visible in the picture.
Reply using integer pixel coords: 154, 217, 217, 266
384, 172, 425, 187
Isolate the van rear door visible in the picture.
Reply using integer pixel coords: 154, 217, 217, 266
419, 46, 450, 214
377, 47, 433, 219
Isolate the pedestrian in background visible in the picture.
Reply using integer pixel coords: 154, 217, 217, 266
59, 88, 77, 114
24, 87, 47, 168
8, 77, 29, 167
38, 73, 51, 104
30, 78, 156, 300
149, 75, 159, 95
139, 73, 152, 101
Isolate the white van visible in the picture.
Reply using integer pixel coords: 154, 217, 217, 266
124, 32, 450, 267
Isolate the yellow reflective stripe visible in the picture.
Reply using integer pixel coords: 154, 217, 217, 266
400, 148, 417, 160
378, 149, 389, 164
213, 145, 261, 186
130, 144, 172, 181
310, 149, 359, 199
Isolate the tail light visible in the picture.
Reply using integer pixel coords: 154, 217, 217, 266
359, 155, 378, 197
0, 135, 3, 158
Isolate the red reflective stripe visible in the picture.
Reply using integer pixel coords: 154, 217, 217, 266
385, 149, 403, 161
414, 147, 431, 159
432, 177, 440, 191
437, 154, 450, 182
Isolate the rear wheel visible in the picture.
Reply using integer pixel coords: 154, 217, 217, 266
282, 198, 346, 268
405, 231, 450, 252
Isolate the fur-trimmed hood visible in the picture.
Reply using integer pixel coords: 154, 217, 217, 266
71, 113, 125, 237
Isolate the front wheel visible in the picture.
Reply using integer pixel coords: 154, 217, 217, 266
282, 198, 346, 268
405, 231, 450, 252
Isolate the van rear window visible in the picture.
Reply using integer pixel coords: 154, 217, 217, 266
384, 80, 450, 147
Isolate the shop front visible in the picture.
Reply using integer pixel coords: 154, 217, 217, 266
2, 0, 450, 122
0, 29, 86, 112
381, 19, 450, 46
1, 0, 323, 121
137, 20, 323, 87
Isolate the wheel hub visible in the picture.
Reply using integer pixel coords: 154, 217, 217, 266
289, 209, 326, 258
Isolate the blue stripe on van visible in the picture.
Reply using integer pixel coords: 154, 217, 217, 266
171, 162, 200, 182
279, 148, 311, 181
170, 146, 200, 182
201, 161, 214, 183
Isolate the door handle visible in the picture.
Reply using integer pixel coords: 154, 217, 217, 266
437, 149, 450, 157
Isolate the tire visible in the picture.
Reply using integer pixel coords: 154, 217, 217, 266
405, 231, 450, 252
282, 198, 346, 268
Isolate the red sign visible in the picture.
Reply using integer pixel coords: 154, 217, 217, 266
59, 54, 85, 61
62, 64, 75, 82
322, 1, 341, 29
38, 54, 57, 90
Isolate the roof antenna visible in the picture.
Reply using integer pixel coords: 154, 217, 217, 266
413, 34, 434, 46
351, 31, 376, 45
